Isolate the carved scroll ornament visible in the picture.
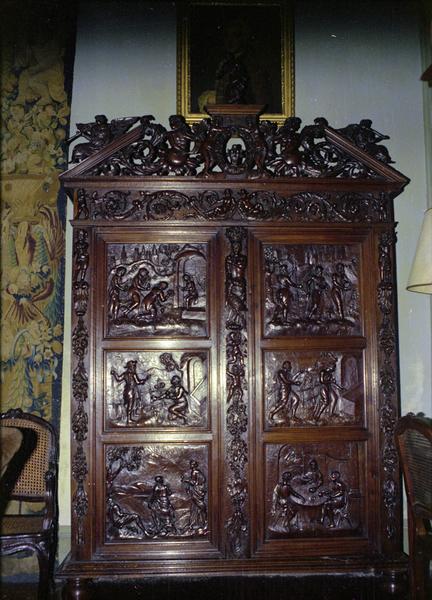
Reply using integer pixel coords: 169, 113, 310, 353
79, 188, 392, 225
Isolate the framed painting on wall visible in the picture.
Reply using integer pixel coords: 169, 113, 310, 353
177, 0, 294, 124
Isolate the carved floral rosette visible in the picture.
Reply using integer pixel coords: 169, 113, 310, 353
224, 227, 249, 557
377, 230, 400, 544
71, 229, 90, 545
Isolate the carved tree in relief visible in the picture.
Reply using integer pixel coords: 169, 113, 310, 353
106, 243, 208, 337
266, 443, 362, 538
105, 445, 209, 541
265, 351, 363, 427
264, 244, 360, 336
106, 351, 208, 429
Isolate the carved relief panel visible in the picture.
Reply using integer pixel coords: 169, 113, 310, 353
264, 351, 364, 428
263, 243, 361, 337
265, 442, 363, 539
105, 444, 209, 541
105, 242, 208, 337
105, 350, 209, 429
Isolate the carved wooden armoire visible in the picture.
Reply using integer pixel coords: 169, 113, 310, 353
59, 106, 409, 594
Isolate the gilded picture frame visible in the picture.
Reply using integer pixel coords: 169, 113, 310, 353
177, 0, 294, 124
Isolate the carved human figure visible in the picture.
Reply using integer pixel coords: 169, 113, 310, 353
269, 361, 302, 423
167, 115, 194, 151
305, 264, 328, 319
301, 459, 324, 494
193, 117, 224, 176
107, 496, 146, 537
246, 116, 268, 176
182, 273, 199, 309
164, 375, 189, 423
273, 264, 299, 323
314, 364, 343, 421
225, 237, 247, 328
320, 470, 350, 528
73, 230, 89, 282
238, 188, 265, 218
331, 263, 351, 320
272, 471, 305, 530
72, 114, 112, 162
125, 267, 151, 315
227, 331, 245, 368
227, 362, 245, 404
227, 143, 245, 167
111, 360, 150, 422
147, 476, 177, 536
108, 266, 127, 321
207, 188, 235, 218
141, 281, 171, 319
181, 460, 208, 533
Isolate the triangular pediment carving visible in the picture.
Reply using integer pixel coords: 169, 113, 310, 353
61, 106, 408, 186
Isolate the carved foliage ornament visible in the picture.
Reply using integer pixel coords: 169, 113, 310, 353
70, 114, 392, 179
225, 227, 249, 557
377, 230, 399, 540
71, 229, 90, 544
79, 188, 392, 224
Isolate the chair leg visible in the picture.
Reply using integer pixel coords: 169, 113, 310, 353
410, 552, 427, 600
35, 541, 52, 599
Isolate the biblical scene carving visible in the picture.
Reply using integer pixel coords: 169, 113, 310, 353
106, 242, 208, 337
105, 351, 208, 429
224, 227, 249, 557
264, 351, 363, 427
263, 244, 361, 336
105, 444, 208, 540
266, 443, 362, 538
76, 113, 391, 180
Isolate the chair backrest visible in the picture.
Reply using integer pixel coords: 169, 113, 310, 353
395, 412, 432, 519
1, 408, 58, 502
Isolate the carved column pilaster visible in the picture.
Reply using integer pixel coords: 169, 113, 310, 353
377, 229, 401, 551
224, 227, 249, 557
71, 228, 90, 549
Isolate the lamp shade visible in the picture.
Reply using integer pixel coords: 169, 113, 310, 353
406, 207, 432, 294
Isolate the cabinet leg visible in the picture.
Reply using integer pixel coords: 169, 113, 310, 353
378, 570, 409, 599
62, 578, 92, 600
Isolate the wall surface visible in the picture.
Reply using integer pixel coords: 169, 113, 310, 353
60, 0, 432, 527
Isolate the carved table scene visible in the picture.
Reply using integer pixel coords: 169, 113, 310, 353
59, 105, 409, 596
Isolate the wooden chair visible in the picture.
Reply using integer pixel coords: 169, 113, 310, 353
0, 408, 58, 599
395, 412, 432, 600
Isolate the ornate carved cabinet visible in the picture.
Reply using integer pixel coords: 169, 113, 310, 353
59, 106, 409, 594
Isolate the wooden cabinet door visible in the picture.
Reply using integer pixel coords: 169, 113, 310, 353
93, 226, 223, 560
249, 225, 378, 559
